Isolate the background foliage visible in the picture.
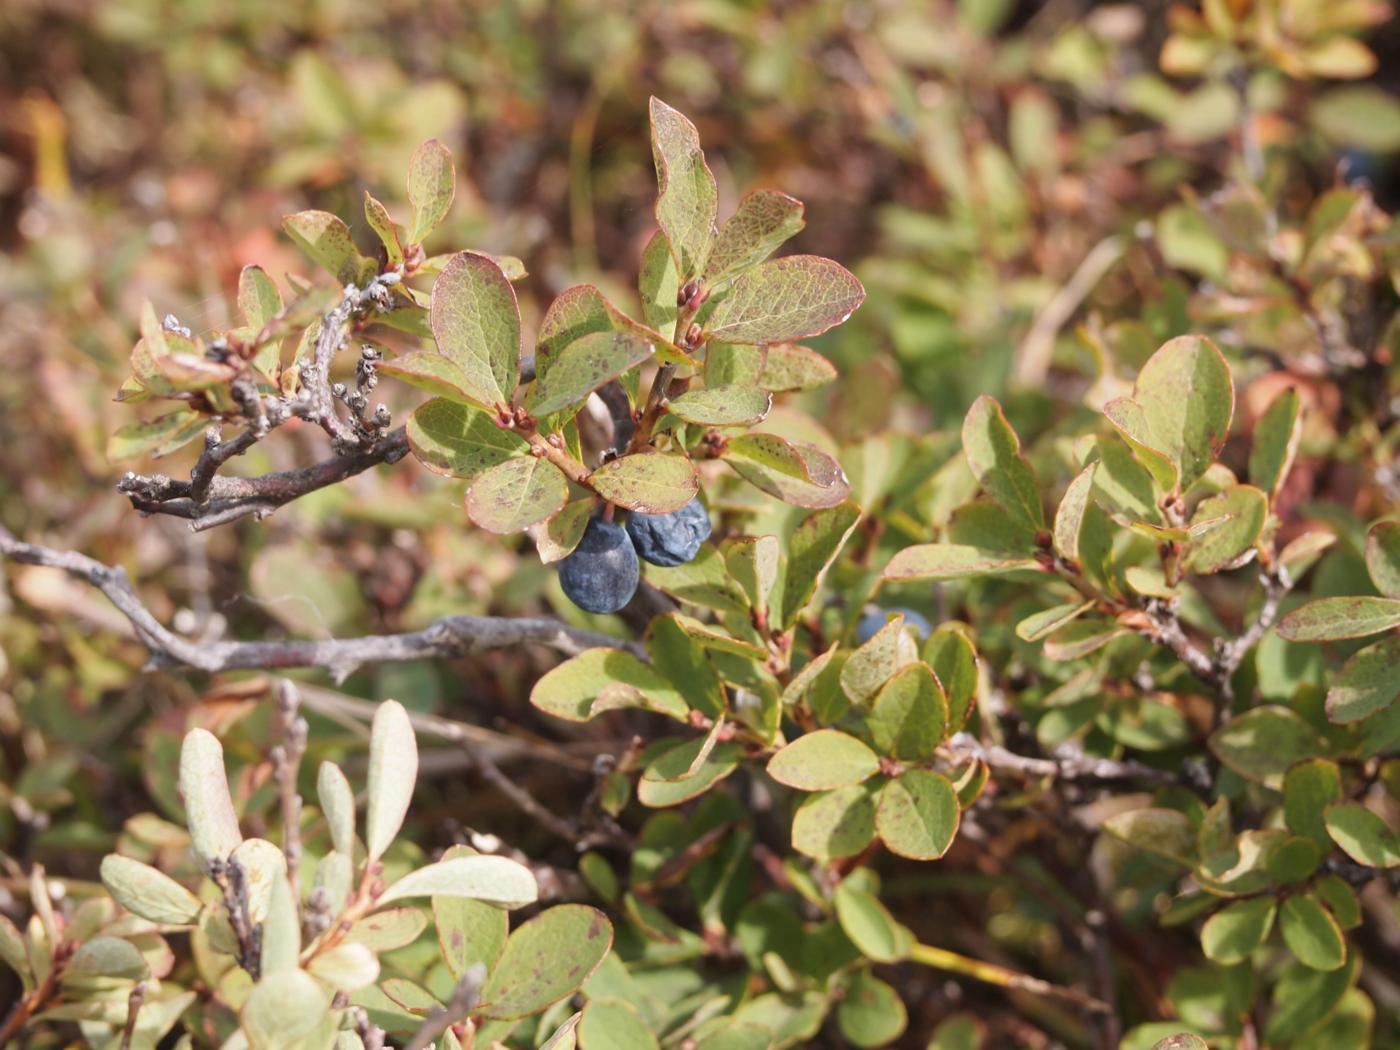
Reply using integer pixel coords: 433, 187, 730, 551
5, 0, 1400, 1047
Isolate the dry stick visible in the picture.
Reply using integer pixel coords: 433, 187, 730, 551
271, 679, 308, 893
401, 964, 487, 1050
909, 941, 1111, 1015
944, 733, 1175, 787
0, 525, 641, 682
118, 982, 147, 1050
1014, 235, 1125, 387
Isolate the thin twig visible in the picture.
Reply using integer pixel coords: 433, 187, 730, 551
117, 981, 147, 1050
401, 964, 486, 1050
0, 525, 641, 682
1015, 235, 1124, 387
944, 733, 1176, 787
909, 940, 1111, 1014
271, 680, 308, 893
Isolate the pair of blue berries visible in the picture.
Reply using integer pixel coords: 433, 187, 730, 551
558, 498, 711, 614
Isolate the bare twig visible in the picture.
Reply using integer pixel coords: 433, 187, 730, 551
120, 275, 408, 530
909, 940, 1111, 1014
1212, 565, 1292, 704
944, 733, 1175, 787
401, 964, 486, 1050
271, 680, 308, 892
1014, 235, 1124, 387
117, 982, 147, 1050
0, 525, 641, 682
118, 427, 410, 532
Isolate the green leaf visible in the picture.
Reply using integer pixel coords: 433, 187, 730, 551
1324, 802, 1400, 867
431, 251, 521, 408
465, 456, 569, 534
1103, 397, 1177, 493
841, 618, 919, 705
883, 544, 1040, 581
723, 535, 781, 619
527, 330, 654, 418
780, 503, 861, 629
238, 265, 282, 329
1325, 637, 1400, 723
1015, 601, 1093, 642
1280, 894, 1346, 971
703, 189, 805, 286
434, 847, 508, 979
1314, 874, 1362, 930
106, 412, 208, 461
345, 906, 426, 952
1126, 335, 1234, 491
833, 881, 909, 963
836, 970, 908, 1049
406, 398, 525, 481
758, 342, 838, 391
481, 905, 613, 1020
638, 231, 679, 335
668, 386, 772, 426
537, 283, 684, 379
179, 729, 242, 865
961, 396, 1044, 535
876, 770, 959, 860
380, 855, 537, 908
1103, 808, 1197, 867
924, 628, 979, 731
791, 784, 878, 862
365, 699, 417, 862
866, 664, 948, 760
282, 210, 374, 285
99, 855, 201, 925
406, 138, 455, 245
307, 941, 379, 992
1250, 387, 1302, 499
1365, 521, 1400, 599
1276, 596, 1400, 641
723, 433, 850, 509
1053, 464, 1096, 564
638, 739, 743, 807
537, 498, 593, 564
363, 192, 404, 266
1209, 705, 1324, 788
64, 936, 148, 981
541, 1013, 583, 1050
650, 97, 718, 280
1264, 951, 1358, 1044
1182, 485, 1268, 574
578, 998, 658, 1050
1201, 897, 1277, 965
589, 452, 697, 514
1150, 1035, 1209, 1050
767, 730, 880, 790
646, 614, 726, 719
530, 648, 688, 723
0, 914, 29, 986
1311, 86, 1400, 151
705, 256, 865, 344
379, 350, 498, 408
643, 545, 749, 614
261, 875, 301, 974
1091, 436, 1162, 524
1285, 759, 1343, 847
241, 970, 332, 1050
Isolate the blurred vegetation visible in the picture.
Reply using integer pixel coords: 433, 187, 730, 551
6, 0, 1400, 1047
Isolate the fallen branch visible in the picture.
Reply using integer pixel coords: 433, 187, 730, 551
0, 526, 640, 682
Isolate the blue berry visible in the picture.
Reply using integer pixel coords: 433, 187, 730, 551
558, 518, 640, 614
855, 607, 932, 644
625, 498, 712, 567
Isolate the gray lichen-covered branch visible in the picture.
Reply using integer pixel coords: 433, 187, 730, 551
0, 526, 640, 682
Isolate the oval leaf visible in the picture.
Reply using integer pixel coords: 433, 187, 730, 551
466, 456, 569, 534
379, 855, 538, 909
766, 730, 880, 791
481, 905, 613, 1020
431, 251, 521, 407
589, 453, 697, 514
876, 770, 960, 860
365, 700, 418, 862
179, 729, 242, 865
705, 256, 865, 344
